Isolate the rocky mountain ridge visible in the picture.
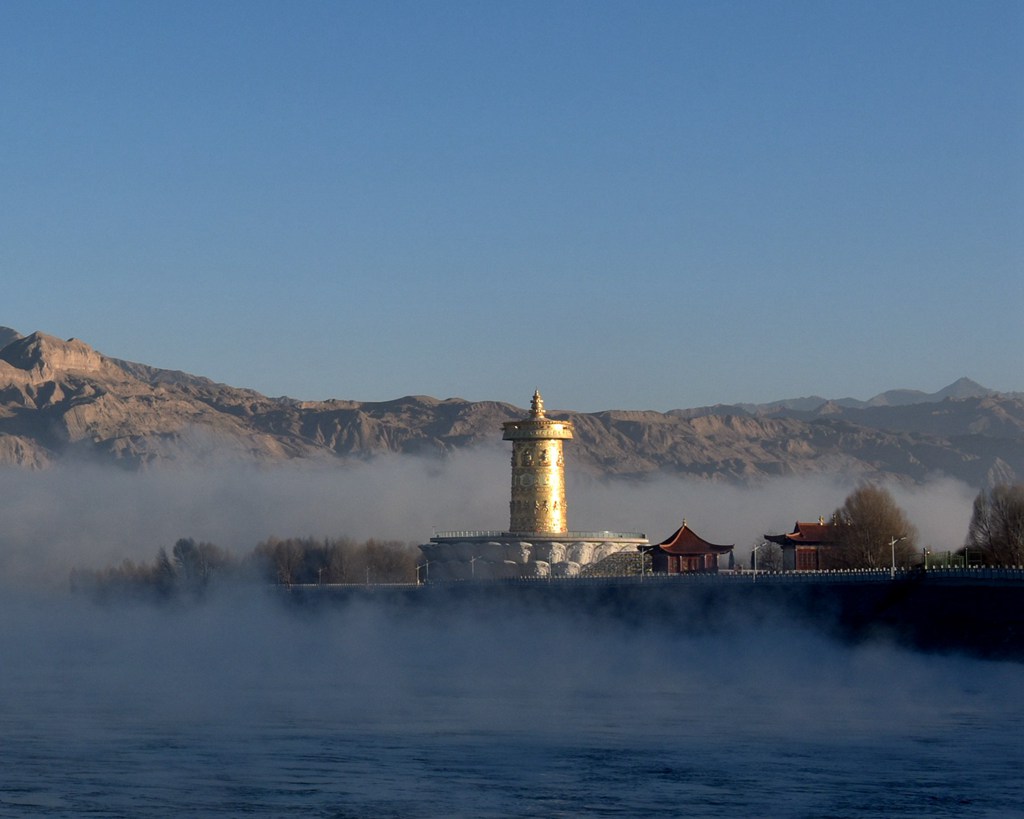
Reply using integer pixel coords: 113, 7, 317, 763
1, 326, 1021, 487
731, 376, 1002, 414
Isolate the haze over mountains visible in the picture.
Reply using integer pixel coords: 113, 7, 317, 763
1, 326, 1022, 488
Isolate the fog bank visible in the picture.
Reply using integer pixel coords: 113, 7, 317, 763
0, 450, 977, 588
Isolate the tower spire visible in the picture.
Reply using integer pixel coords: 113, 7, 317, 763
530, 389, 545, 418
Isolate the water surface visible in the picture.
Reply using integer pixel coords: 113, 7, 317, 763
2, 590, 1021, 817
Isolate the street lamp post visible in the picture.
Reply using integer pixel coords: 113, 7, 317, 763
752, 542, 763, 582
890, 536, 906, 580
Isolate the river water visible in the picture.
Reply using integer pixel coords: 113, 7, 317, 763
1, 589, 1022, 818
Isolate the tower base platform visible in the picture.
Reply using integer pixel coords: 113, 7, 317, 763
420, 530, 648, 581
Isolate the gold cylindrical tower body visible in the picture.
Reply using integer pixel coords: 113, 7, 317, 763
502, 391, 574, 534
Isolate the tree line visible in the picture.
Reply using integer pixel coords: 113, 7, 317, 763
70, 535, 420, 601
754, 481, 1024, 571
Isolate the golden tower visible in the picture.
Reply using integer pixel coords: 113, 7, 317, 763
502, 390, 574, 534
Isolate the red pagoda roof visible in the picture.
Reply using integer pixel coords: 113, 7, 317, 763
653, 522, 734, 556
764, 521, 836, 546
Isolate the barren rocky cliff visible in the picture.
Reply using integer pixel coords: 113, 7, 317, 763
1, 326, 1021, 487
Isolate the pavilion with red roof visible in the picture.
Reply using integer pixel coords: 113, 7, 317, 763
644, 520, 734, 573
764, 518, 837, 570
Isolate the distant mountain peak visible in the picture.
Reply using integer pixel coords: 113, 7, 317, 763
0, 326, 23, 350
0, 330, 115, 383
936, 377, 991, 399
866, 378, 994, 407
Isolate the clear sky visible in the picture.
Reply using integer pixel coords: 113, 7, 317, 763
2, 1, 1021, 412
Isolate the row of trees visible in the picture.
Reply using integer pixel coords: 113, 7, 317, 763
252, 536, 418, 586
70, 538, 235, 599
754, 481, 1024, 571
71, 535, 420, 600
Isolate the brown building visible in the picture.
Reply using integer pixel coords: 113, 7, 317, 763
645, 521, 734, 573
764, 518, 836, 571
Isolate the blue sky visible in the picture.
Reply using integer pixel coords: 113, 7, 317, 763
2, 1, 1021, 411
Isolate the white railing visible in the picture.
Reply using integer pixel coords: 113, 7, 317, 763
414, 566, 1024, 587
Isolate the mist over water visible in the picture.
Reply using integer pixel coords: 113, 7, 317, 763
0, 452, 510, 587
1, 456, 1015, 816
2, 585, 1023, 817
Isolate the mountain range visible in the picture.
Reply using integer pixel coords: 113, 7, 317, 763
1, 326, 1022, 488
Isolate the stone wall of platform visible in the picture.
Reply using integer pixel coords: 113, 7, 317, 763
418, 538, 642, 581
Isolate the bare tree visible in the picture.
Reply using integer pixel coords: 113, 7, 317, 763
324, 537, 354, 583
828, 484, 918, 569
966, 484, 1024, 566
752, 540, 783, 572
155, 547, 177, 596
172, 537, 232, 592
252, 537, 307, 585
361, 539, 418, 584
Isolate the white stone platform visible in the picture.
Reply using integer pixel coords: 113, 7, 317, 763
419, 530, 648, 581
